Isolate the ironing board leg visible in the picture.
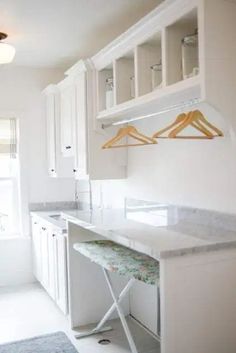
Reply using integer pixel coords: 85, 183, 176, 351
95, 276, 135, 332
75, 275, 135, 340
103, 269, 138, 353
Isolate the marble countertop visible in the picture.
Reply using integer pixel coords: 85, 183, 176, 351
61, 205, 236, 260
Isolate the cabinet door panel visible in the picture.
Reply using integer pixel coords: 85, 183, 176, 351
40, 227, 50, 290
46, 93, 56, 176
74, 72, 88, 179
55, 234, 68, 315
47, 232, 56, 300
32, 220, 42, 281
60, 85, 75, 157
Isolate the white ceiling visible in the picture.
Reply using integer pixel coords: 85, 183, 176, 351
0, 0, 162, 69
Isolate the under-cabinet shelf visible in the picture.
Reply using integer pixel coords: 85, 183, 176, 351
97, 75, 201, 123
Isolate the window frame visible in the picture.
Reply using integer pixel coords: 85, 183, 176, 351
0, 116, 22, 238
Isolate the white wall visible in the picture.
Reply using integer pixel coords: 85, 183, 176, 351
0, 65, 75, 286
75, 103, 236, 335
0, 66, 75, 207
79, 103, 236, 215
1, 66, 234, 286
0, 238, 33, 286
126, 103, 236, 214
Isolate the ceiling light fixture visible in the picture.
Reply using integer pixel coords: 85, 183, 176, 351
0, 32, 15, 64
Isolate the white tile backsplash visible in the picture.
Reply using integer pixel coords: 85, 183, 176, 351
76, 179, 126, 209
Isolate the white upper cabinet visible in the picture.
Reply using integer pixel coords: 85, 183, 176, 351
64, 59, 127, 180
43, 85, 74, 178
43, 61, 126, 180
91, 0, 236, 132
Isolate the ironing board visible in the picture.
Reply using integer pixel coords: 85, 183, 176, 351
74, 240, 160, 353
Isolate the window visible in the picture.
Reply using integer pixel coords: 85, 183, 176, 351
0, 118, 20, 236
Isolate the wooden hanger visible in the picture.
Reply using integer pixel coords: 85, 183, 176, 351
169, 110, 223, 139
152, 110, 223, 139
192, 110, 223, 137
102, 125, 157, 149
153, 112, 215, 139
152, 113, 186, 138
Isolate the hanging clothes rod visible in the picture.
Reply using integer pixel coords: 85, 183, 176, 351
101, 98, 201, 129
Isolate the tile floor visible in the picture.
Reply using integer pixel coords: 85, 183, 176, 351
0, 283, 160, 353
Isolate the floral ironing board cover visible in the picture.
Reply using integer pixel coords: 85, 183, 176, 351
74, 240, 159, 285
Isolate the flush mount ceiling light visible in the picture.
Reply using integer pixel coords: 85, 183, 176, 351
0, 32, 15, 64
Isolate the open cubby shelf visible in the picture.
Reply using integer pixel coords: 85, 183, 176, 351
166, 8, 198, 85
95, 4, 200, 121
98, 65, 114, 112
115, 51, 135, 105
97, 75, 201, 122
136, 32, 162, 97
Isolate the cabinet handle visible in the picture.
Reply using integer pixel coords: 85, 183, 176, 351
51, 169, 55, 172
52, 234, 56, 237
65, 146, 71, 150
73, 169, 77, 173
42, 227, 46, 231
34, 222, 37, 225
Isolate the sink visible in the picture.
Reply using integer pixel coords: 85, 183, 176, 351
47, 213, 67, 230
49, 214, 63, 221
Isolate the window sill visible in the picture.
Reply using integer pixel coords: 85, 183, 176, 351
0, 234, 30, 241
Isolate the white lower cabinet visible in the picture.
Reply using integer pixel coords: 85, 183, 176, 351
31, 217, 68, 315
